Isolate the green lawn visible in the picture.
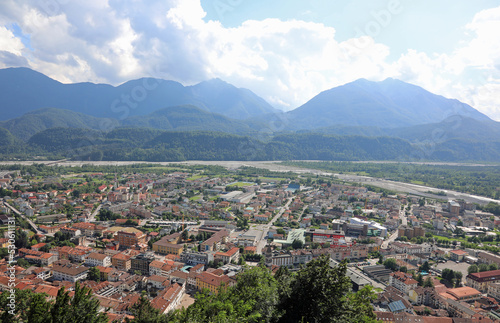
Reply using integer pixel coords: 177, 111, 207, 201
189, 196, 201, 201
227, 182, 255, 187
187, 175, 206, 181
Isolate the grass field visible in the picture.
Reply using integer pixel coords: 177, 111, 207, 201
227, 182, 255, 187
187, 175, 207, 181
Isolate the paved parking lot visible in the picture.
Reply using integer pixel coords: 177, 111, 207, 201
434, 260, 470, 284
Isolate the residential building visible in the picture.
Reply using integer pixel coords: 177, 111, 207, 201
466, 270, 500, 292
214, 247, 240, 264
85, 253, 112, 267
389, 271, 418, 295
196, 272, 234, 294
52, 263, 89, 283
200, 230, 229, 252
117, 230, 146, 248
111, 252, 132, 272
449, 250, 468, 262
180, 251, 214, 266
131, 253, 155, 275
152, 240, 184, 256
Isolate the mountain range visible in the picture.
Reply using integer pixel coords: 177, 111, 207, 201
0, 67, 499, 162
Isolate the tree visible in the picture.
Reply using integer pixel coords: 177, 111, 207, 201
423, 277, 434, 288
126, 293, 164, 323
291, 239, 304, 250
420, 261, 430, 273
489, 263, 499, 271
441, 268, 454, 282
88, 266, 100, 282
479, 263, 490, 272
400, 266, 407, 273
278, 256, 376, 323
50, 281, 108, 322
16, 258, 30, 268
468, 264, 479, 274
416, 274, 424, 286
454, 271, 463, 287
383, 258, 398, 271
181, 230, 188, 241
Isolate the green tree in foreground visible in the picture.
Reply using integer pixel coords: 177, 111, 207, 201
126, 293, 164, 323
0, 281, 107, 323
2, 257, 376, 323
172, 255, 376, 323
277, 256, 376, 323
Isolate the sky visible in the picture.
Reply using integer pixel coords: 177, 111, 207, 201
1, 0, 500, 120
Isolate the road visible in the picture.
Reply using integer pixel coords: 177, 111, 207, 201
3, 202, 42, 234
381, 203, 410, 249
255, 197, 293, 254
88, 203, 102, 222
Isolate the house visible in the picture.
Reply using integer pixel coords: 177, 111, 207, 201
152, 240, 184, 256
52, 263, 89, 282
151, 283, 184, 314
97, 266, 114, 281
117, 230, 146, 248
60, 227, 81, 237
196, 272, 234, 294
389, 271, 418, 295
201, 230, 229, 252
449, 249, 468, 262
148, 275, 170, 290
149, 260, 166, 276
215, 247, 240, 264
111, 252, 132, 272
85, 253, 112, 267
31, 243, 47, 251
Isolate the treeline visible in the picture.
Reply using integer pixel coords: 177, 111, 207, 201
284, 161, 500, 199
16, 127, 418, 162
4, 125, 500, 162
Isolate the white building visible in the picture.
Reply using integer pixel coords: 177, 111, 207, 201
85, 253, 111, 267
349, 217, 387, 237
52, 264, 89, 283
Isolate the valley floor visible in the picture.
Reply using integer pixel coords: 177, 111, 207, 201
1, 160, 499, 206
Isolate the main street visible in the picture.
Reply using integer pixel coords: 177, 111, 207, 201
3, 201, 42, 235
255, 197, 293, 254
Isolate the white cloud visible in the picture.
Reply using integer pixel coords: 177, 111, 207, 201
0, 26, 24, 56
0, 0, 499, 120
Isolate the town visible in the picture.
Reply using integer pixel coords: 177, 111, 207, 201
1, 163, 500, 322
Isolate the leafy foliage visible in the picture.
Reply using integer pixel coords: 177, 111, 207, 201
0, 281, 107, 322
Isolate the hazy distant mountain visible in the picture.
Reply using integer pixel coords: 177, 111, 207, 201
387, 116, 500, 143
0, 108, 119, 141
0, 105, 263, 141
122, 105, 259, 134
310, 115, 500, 143
0, 67, 277, 120
287, 78, 491, 129
188, 78, 279, 119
